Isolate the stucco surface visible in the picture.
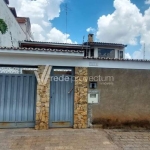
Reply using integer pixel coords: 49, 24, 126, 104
88, 68, 150, 127
0, 0, 26, 47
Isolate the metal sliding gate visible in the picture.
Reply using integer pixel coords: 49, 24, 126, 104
0, 74, 37, 128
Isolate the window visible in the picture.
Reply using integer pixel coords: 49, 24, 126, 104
98, 48, 115, 58
117, 50, 123, 59
90, 49, 94, 57
84, 49, 94, 57
118, 50, 120, 58
120, 51, 123, 59
84, 49, 89, 57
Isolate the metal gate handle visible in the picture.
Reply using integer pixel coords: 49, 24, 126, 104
68, 88, 73, 94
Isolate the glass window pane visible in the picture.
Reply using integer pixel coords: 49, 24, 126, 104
98, 49, 115, 58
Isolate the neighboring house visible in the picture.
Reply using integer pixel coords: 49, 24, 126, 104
9, 7, 33, 40
0, 0, 32, 47
0, 0, 33, 74
16, 17, 33, 40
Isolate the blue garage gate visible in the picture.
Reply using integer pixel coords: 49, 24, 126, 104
0, 74, 37, 128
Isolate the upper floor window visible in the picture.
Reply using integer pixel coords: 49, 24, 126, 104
120, 51, 123, 59
118, 50, 123, 59
90, 49, 94, 57
84, 49, 94, 57
98, 48, 115, 58
84, 49, 89, 57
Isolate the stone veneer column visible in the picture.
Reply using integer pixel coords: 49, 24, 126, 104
74, 67, 88, 129
35, 66, 50, 130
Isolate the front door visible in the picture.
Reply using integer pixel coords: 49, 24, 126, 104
49, 67, 74, 128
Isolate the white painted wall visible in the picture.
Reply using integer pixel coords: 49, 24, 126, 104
115, 49, 118, 58
19, 21, 33, 40
19, 23, 30, 40
0, 49, 150, 70
0, 0, 26, 47
94, 47, 98, 57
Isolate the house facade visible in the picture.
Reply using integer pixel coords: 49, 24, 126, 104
0, 34, 150, 129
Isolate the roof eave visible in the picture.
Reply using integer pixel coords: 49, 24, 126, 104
84, 42, 127, 48
20, 41, 90, 49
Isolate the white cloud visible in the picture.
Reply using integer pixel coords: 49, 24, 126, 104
9, 0, 47, 21
96, 0, 143, 45
125, 53, 132, 59
31, 24, 45, 41
133, 50, 143, 59
47, 27, 73, 43
9, 0, 74, 43
132, 45, 150, 59
42, 21, 51, 27
96, 0, 150, 59
86, 27, 95, 33
145, 0, 150, 4
133, 8, 150, 59
47, 0, 63, 20
32, 24, 44, 33
10, 0, 62, 20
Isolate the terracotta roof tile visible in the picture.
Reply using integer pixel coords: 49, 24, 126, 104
0, 47, 84, 53
84, 42, 127, 47
83, 57, 150, 62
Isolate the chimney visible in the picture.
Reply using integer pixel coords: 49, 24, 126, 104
88, 34, 94, 42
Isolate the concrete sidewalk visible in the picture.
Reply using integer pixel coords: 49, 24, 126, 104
0, 128, 118, 150
0, 128, 150, 150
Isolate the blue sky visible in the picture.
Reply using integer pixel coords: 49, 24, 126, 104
10, 0, 150, 59
52, 0, 115, 43
51, 0, 150, 59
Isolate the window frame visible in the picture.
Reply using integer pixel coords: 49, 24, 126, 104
117, 50, 124, 59
119, 51, 123, 59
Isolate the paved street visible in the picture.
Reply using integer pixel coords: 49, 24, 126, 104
106, 129, 150, 150
0, 128, 150, 150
